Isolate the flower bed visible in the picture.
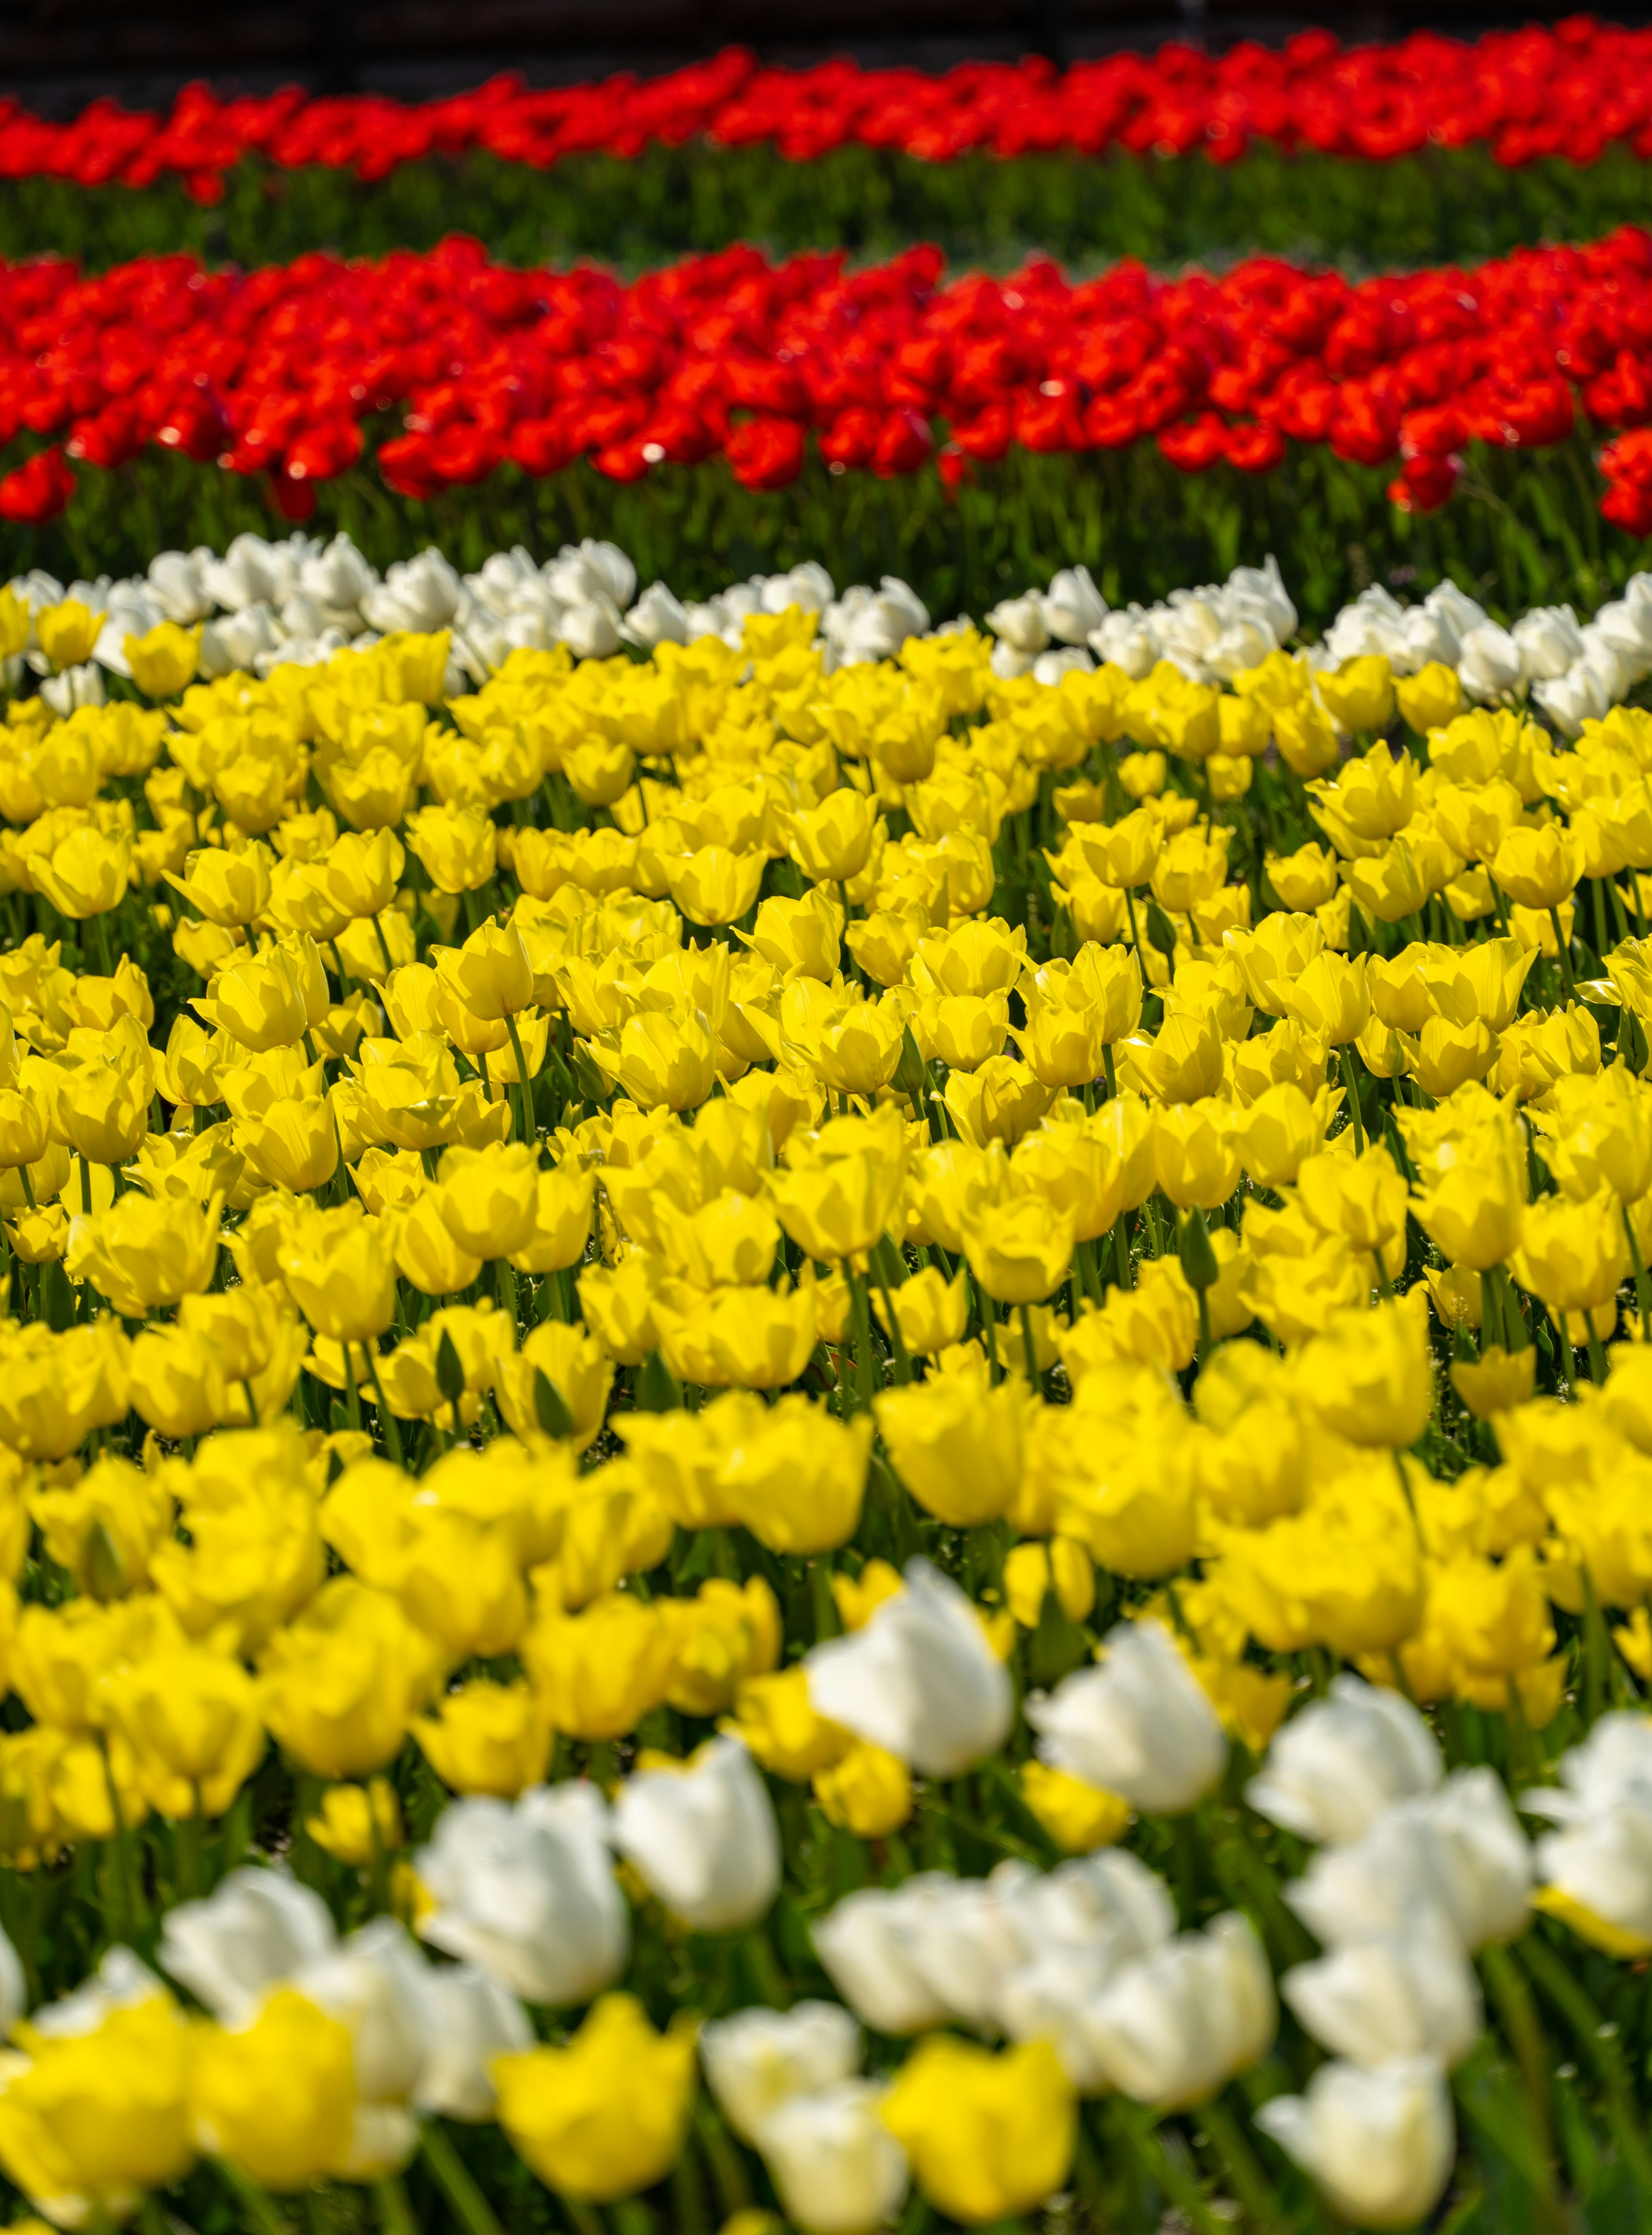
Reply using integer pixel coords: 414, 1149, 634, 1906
0, 559, 1644, 2229
5, 228, 1652, 614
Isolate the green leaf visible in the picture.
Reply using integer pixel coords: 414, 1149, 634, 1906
533, 1368, 576, 1440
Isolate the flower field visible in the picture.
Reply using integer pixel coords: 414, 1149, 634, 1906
4, 22, 1652, 2235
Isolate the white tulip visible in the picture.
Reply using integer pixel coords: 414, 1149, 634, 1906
613, 1736, 780, 1933
1533, 659, 1614, 739
92, 591, 163, 674
1032, 647, 1095, 684
825, 578, 929, 664
1524, 1707, 1652, 1820
811, 1878, 955, 2036
1255, 2056, 1456, 2230
1457, 623, 1525, 704
30, 1946, 165, 2038
1088, 609, 1161, 678
294, 1917, 432, 2103
1589, 594, 1652, 683
1206, 615, 1280, 680
1228, 556, 1297, 644
700, 2001, 863, 2143
1026, 1619, 1227, 1815
805, 1559, 1013, 1780
1041, 565, 1106, 644
761, 560, 835, 614
898, 1865, 1037, 2034
362, 549, 463, 633
199, 602, 279, 677
413, 1965, 533, 2122
1246, 1674, 1440, 1845
1081, 1913, 1276, 2108
0, 1920, 22, 2038
557, 599, 624, 661
996, 1852, 1177, 2088
415, 1781, 629, 2004
145, 548, 214, 623
300, 532, 376, 611
1282, 1913, 1482, 2069
546, 537, 636, 612
1287, 1768, 1532, 1952
39, 662, 105, 715
158, 1867, 336, 2021
625, 581, 692, 647
203, 532, 290, 611
1512, 603, 1585, 680
1324, 586, 1410, 669
1533, 1807, 1652, 1948
757, 2081, 910, 2235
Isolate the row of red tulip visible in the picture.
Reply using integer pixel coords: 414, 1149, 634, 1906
5, 20, 1652, 203
6, 225, 1652, 528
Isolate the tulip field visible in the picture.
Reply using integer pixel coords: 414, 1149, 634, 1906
7, 22, 1652, 2235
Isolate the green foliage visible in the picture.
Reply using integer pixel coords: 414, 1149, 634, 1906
9, 141, 1652, 280
6, 432, 1644, 633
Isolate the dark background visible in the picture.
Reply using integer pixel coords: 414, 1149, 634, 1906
0, 0, 1628, 117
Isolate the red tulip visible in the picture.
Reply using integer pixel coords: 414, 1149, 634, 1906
0, 445, 73, 524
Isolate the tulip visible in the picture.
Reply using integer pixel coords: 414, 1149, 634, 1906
718, 1399, 872, 1554
699, 2000, 863, 2145
193, 940, 324, 1052
758, 2081, 911, 2235
613, 1735, 780, 1932
414, 1964, 533, 2122
105, 1646, 265, 1819
1245, 1673, 1442, 1843
1275, 950, 1370, 1044
47, 1053, 149, 1167
962, 1194, 1076, 1305
433, 917, 534, 1019
1282, 1909, 1481, 2068
236, 1095, 339, 1194
1082, 1912, 1276, 2108
0, 1989, 196, 2222
415, 1781, 629, 2003
404, 804, 497, 894
1255, 2056, 1456, 2231
1297, 1301, 1433, 1448
305, 1779, 403, 1868
806, 1559, 1013, 1778
872, 1263, 968, 1353
521, 1591, 669, 1740
493, 1994, 698, 2202
1492, 821, 1581, 909
881, 2036, 1074, 2226
259, 1578, 443, 1778
430, 1139, 539, 1259
413, 1679, 554, 1797
1028, 1619, 1227, 1814
278, 1203, 398, 1342
191, 1989, 358, 2192
874, 1377, 1026, 1527
813, 1741, 914, 1838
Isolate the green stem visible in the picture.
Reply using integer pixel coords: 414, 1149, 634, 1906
1519, 1933, 1652, 2198
419, 2124, 508, 2235
1018, 1300, 1041, 1386
374, 2176, 419, 2235
363, 1346, 405, 1465
503, 1010, 537, 1148
1196, 2096, 1284, 2233
1480, 1943, 1555, 2183
1550, 906, 1577, 1002
1623, 1202, 1652, 1342
1338, 1044, 1366, 1155
218, 2165, 293, 2235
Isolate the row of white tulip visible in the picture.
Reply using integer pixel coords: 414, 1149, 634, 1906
9, 532, 1652, 736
